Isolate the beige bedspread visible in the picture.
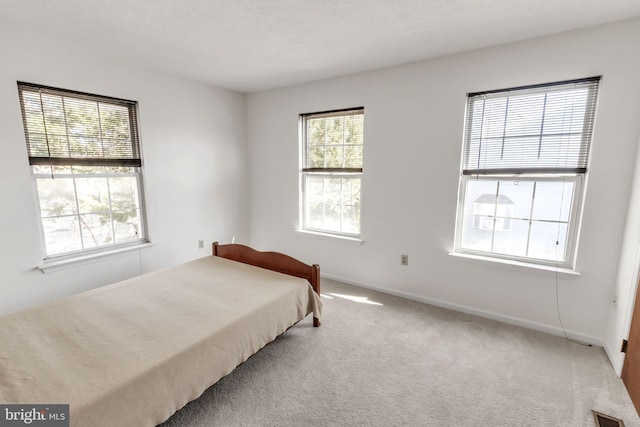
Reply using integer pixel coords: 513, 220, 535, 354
0, 255, 321, 426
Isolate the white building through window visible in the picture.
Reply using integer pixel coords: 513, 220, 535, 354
18, 82, 147, 259
473, 193, 514, 231
454, 77, 600, 268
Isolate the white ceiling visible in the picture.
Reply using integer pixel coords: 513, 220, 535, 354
2, 0, 640, 93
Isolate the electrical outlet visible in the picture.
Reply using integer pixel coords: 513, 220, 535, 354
198, 239, 204, 249
401, 254, 408, 266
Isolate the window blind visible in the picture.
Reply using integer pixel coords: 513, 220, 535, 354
301, 107, 364, 173
18, 82, 141, 167
462, 77, 600, 176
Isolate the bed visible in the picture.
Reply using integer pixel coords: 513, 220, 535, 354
0, 242, 322, 426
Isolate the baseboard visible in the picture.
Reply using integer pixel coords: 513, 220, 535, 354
604, 341, 624, 376
322, 273, 604, 347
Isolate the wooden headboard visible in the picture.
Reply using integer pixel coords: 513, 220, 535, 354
213, 242, 321, 327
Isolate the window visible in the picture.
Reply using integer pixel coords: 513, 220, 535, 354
18, 82, 147, 259
300, 108, 364, 238
454, 77, 600, 268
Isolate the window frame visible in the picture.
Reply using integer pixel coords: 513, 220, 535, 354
18, 82, 149, 260
299, 107, 364, 239
454, 174, 584, 268
453, 77, 600, 269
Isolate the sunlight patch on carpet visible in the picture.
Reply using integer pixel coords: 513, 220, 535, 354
327, 293, 383, 306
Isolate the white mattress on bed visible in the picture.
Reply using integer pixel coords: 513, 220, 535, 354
0, 255, 321, 427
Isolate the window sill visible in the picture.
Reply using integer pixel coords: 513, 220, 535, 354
295, 229, 364, 245
448, 251, 580, 277
38, 242, 155, 274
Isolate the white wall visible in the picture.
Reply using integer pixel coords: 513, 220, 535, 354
606, 132, 640, 374
0, 26, 249, 315
246, 18, 640, 345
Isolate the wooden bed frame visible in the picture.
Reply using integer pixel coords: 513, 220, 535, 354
213, 242, 321, 327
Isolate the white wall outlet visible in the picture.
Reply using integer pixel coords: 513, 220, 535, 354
401, 254, 408, 266
198, 239, 204, 249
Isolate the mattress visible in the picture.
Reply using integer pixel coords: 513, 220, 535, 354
0, 255, 321, 426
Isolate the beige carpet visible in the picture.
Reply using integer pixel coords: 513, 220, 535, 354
159, 279, 640, 426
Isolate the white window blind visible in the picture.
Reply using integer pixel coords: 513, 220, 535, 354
462, 77, 600, 176
301, 108, 364, 173
18, 82, 141, 167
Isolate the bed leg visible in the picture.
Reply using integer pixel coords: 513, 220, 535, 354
313, 317, 321, 327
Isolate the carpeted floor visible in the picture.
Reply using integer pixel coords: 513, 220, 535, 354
159, 279, 640, 426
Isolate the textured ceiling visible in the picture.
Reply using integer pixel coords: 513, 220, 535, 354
2, 0, 640, 93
